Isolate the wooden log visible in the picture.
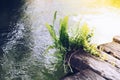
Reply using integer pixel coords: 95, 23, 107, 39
61, 69, 106, 80
100, 51, 120, 69
98, 42, 120, 59
62, 36, 120, 80
70, 51, 120, 80
113, 36, 120, 44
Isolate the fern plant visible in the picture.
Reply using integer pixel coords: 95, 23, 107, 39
45, 11, 70, 73
59, 16, 69, 51
45, 11, 100, 74
45, 12, 69, 53
45, 11, 59, 49
69, 23, 99, 56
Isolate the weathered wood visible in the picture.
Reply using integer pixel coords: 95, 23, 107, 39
98, 42, 120, 59
70, 51, 120, 80
61, 69, 106, 80
113, 36, 120, 44
62, 36, 120, 80
100, 51, 120, 69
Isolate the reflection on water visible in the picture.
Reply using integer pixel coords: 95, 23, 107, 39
1, 0, 120, 80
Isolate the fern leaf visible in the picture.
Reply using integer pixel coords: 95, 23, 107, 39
45, 23, 58, 46
53, 11, 57, 26
59, 16, 69, 50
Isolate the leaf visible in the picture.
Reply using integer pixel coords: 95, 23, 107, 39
53, 11, 57, 25
59, 16, 69, 50
45, 23, 58, 47
44, 45, 56, 54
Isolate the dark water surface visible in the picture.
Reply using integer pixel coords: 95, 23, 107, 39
0, 0, 67, 80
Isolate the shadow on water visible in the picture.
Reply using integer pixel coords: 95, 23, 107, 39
0, 0, 24, 51
0, 0, 27, 80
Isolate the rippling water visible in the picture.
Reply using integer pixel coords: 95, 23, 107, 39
1, 0, 120, 80
1, 0, 66, 80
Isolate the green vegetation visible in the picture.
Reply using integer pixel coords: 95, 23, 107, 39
45, 11, 100, 73
69, 23, 99, 56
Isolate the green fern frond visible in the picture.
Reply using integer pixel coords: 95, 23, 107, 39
59, 16, 69, 50
45, 23, 58, 47
53, 11, 57, 25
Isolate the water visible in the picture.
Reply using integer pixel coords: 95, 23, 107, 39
1, 0, 120, 80
1, 0, 66, 80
